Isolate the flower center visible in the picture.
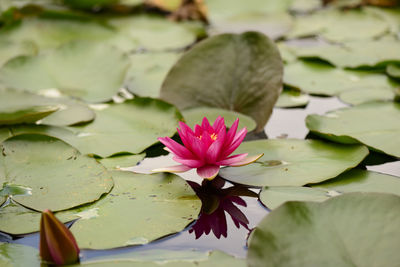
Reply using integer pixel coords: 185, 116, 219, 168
210, 133, 218, 141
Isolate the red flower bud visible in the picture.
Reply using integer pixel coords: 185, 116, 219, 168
40, 209, 80, 265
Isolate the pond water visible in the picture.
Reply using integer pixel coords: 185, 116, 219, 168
1, 96, 399, 260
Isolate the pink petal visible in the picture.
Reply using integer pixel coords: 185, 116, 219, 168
215, 153, 248, 166
224, 118, 239, 146
194, 124, 203, 137
152, 165, 192, 173
201, 117, 213, 133
185, 132, 208, 159
224, 153, 263, 167
205, 126, 226, 163
221, 128, 247, 158
158, 137, 194, 158
173, 156, 204, 168
212, 116, 224, 132
197, 165, 220, 180
179, 121, 195, 136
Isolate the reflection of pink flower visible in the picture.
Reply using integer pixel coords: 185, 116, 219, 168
154, 116, 263, 180
187, 178, 254, 239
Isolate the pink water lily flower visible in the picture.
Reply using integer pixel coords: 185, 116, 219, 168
153, 116, 263, 180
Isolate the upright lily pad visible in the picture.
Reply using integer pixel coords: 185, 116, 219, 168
259, 169, 400, 210
219, 139, 368, 187
287, 8, 389, 42
0, 88, 95, 126
161, 32, 283, 132
0, 134, 113, 211
70, 171, 201, 249
338, 87, 395, 105
76, 250, 245, 266
67, 98, 182, 157
247, 193, 400, 267
295, 38, 400, 68
0, 243, 40, 267
284, 61, 397, 96
306, 101, 400, 157
124, 52, 181, 98
182, 107, 257, 132
0, 40, 130, 103
0, 201, 78, 235
275, 88, 309, 108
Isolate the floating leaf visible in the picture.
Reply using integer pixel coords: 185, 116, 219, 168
74, 250, 245, 266
0, 201, 77, 235
289, 0, 321, 12
387, 64, 400, 79
306, 101, 400, 157
161, 32, 283, 132
0, 242, 40, 267
0, 40, 36, 67
0, 88, 95, 126
108, 15, 200, 52
259, 169, 400, 210
98, 154, 145, 170
295, 38, 400, 68
247, 193, 400, 267
124, 52, 181, 98
70, 171, 201, 249
208, 13, 293, 40
181, 107, 257, 132
219, 139, 368, 187
0, 40, 130, 103
67, 98, 182, 157
0, 134, 113, 211
275, 88, 309, 108
287, 8, 389, 42
338, 87, 395, 105
0, 17, 115, 50
284, 61, 397, 96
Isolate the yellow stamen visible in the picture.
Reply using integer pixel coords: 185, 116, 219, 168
210, 133, 218, 141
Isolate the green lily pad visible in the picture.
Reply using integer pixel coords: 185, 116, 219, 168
161, 32, 283, 132
0, 88, 95, 126
208, 13, 293, 40
247, 193, 400, 267
0, 134, 113, 211
0, 242, 40, 267
124, 52, 181, 98
259, 169, 400, 210
387, 64, 400, 79
0, 40, 36, 67
306, 101, 400, 157
219, 139, 368, 187
338, 87, 396, 105
108, 15, 200, 52
0, 201, 78, 235
284, 61, 397, 96
295, 38, 400, 68
0, 40, 130, 103
366, 6, 400, 36
287, 8, 389, 42
275, 88, 309, 108
98, 154, 145, 170
0, 17, 115, 51
204, 0, 291, 19
76, 250, 245, 266
289, 0, 321, 12
70, 171, 201, 249
67, 98, 182, 157
181, 107, 257, 132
